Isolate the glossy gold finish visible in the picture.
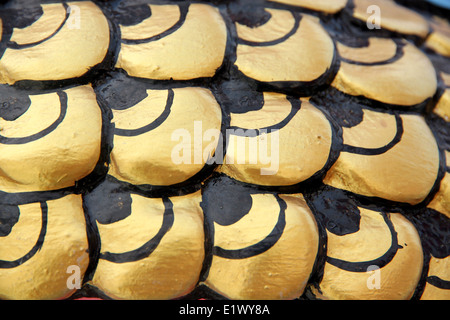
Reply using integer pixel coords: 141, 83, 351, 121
203, 193, 319, 300
235, 11, 334, 83
428, 172, 450, 220
341, 109, 398, 149
109, 87, 222, 186
421, 256, 450, 300
0, 1, 110, 84
0, 85, 102, 193
332, 39, 437, 106
420, 150, 450, 299
220, 94, 332, 186
434, 72, 450, 121
435, 90, 450, 121
312, 210, 423, 300
116, 4, 227, 80
0, 0, 449, 302
0, 195, 89, 300
91, 191, 205, 300
10, 3, 67, 45
324, 111, 440, 205
119, 5, 180, 41
352, 0, 429, 38
426, 16, 450, 57
269, 0, 347, 13
336, 38, 398, 64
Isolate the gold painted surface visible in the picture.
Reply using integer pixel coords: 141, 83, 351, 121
0, 195, 89, 300
428, 172, 450, 219
91, 191, 205, 300
342, 109, 398, 149
324, 113, 440, 205
352, 0, 429, 38
434, 72, 450, 121
0, 85, 102, 193
110, 90, 168, 131
448, 151, 450, 168
326, 209, 392, 262
229, 93, 293, 129
0, 92, 61, 138
421, 256, 450, 300
441, 72, 450, 87
336, 38, 398, 64
332, 41, 437, 106
204, 193, 319, 300
119, 5, 180, 41
220, 95, 332, 186
235, 12, 334, 82
0, 203, 43, 262
269, 0, 347, 13
116, 4, 227, 80
0, 0, 447, 302
312, 212, 423, 300
236, 9, 296, 44
0, 1, 110, 84
212, 194, 284, 250
426, 16, 450, 57
434, 89, 450, 121
109, 87, 222, 186
10, 3, 67, 45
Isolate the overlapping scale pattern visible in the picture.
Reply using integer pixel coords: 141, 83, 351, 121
0, 0, 448, 300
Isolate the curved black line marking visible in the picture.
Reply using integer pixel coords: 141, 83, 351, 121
6, 3, 70, 50
0, 91, 68, 145
212, 195, 287, 259
114, 89, 174, 137
237, 12, 301, 47
427, 276, 450, 290
228, 96, 301, 137
0, 202, 48, 269
99, 197, 175, 263
326, 213, 400, 272
121, 4, 189, 45
340, 41, 406, 67
342, 113, 404, 155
